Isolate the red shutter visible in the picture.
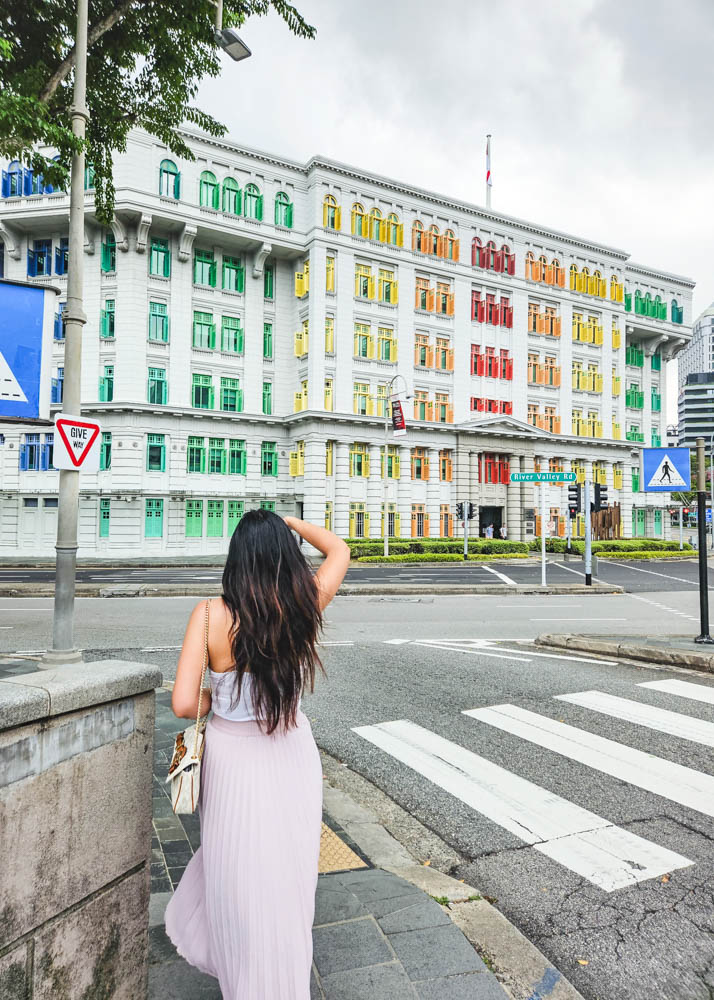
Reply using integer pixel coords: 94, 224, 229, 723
492, 305, 501, 327
507, 254, 515, 275
506, 358, 513, 380
494, 250, 504, 272
505, 305, 513, 328
471, 240, 480, 267
477, 355, 485, 376
471, 344, 479, 375
471, 290, 479, 320
477, 299, 486, 323
477, 397, 485, 411
499, 460, 510, 484
504, 401, 513, 415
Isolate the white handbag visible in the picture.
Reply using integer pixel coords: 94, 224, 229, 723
166, 600, 210, 814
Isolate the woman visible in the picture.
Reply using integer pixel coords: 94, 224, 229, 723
165, 511, 350, 999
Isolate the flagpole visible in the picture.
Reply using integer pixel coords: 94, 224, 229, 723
486, 133, 492, 209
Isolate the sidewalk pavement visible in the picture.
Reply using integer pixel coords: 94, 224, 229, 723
151, 689, 509, 999
536, 632, 714, 672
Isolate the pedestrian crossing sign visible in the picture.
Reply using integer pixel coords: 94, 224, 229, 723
642, 447, 690, 492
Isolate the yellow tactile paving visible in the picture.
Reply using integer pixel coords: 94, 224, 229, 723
318, 822, 368, 874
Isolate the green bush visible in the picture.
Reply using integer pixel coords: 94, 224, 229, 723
527, 537, 692, 554
358, 552, 526, 564
596, 549, 696, 560
348, 538, 528, 559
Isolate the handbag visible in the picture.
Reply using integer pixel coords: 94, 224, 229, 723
166, 599, 210, 814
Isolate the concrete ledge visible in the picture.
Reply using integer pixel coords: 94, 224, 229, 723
322, 768, 585, 1000
0, 660, 163, 726
535, 633, 714, 672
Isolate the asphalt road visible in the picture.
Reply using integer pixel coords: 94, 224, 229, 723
2, 593, 713, 1000
1, 556, 713, 593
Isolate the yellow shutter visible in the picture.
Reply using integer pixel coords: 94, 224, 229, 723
354, 272, 361, 297
391, 339, 398, 361
335, 206, 342, 230
364, 453, 370, 477
322, 202, 328, 227
367, 335, 376, 359
364, 512, 370, 536
377, 277, 384, 301
391, 281, 399, 305
349, 511, 355, 536
366, 396, 375, 416
393, 453, 401, 478
394, 512, 401, 536
396, 223, 404, 247
379, 219, 387, 242
289, 452, 299, 476
367, 275, 376, 299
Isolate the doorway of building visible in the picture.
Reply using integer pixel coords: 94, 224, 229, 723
479, 506, 503, 538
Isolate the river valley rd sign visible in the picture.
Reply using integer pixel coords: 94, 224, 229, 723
510, 472, 577, 483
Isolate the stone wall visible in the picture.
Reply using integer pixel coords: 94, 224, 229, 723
0, 660, 162, 1000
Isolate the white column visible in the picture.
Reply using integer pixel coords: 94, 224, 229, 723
397, 445, 411, 539
307, 243, 327, 410
506, 451, 522, 541
367, 443, 381, 538
427, 447, 440, 536
334, 441, 350, 537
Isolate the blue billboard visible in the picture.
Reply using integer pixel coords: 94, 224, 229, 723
0, 281, 46, 419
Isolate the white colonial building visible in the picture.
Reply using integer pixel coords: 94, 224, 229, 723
0, 129, 694, 556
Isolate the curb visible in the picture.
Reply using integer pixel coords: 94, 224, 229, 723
320, 752, 585, 1000
535, 633, 714, 673
0, 583, 624, 598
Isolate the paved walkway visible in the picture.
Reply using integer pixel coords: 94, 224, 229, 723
151, 690, 508, 999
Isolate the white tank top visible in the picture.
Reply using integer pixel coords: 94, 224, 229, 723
209, 668, 302, 722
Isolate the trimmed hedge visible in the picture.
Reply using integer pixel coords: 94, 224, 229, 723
596, 549, 697, 560
527, 537, 693, 554
349, 538, 528, 559
358, 552, 526, 564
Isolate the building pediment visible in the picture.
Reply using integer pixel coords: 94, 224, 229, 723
457, 415, 549, 438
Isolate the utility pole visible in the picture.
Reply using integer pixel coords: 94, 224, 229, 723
43, 0, 89, 666
695, 437, 713, 644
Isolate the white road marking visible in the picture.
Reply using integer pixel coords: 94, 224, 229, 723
465, 704, 714, 818
481, 565, 517, 586
529, 618, 627, 621
14, 649, 46, 654
413, 641, 530, 663
413, 637, 617, 667
606, 562, 700, 586
0, 609, 52, 612
627, 592, 699, 623
639, 678, 714, 706
0, 626, 13, 629
353, 719, 691, 891
554, 563, 587, 578
555, 690, 714, 748
141, 645, 182, 652
321, 641, 355, 646
383, 639, 412, 644
482, 646, 618, 667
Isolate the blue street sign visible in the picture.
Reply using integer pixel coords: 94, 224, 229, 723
0, 281, 46, 419
642, 447, 691, 492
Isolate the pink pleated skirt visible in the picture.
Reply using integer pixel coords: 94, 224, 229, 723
165, 711, 323, 999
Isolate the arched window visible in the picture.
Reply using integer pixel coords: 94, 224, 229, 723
412, 220, 424, 251
7, 160, 22, 197
634, 289, 643, 314
671, 298, 683, 324
592, 269, 603, 297
654, 294, 664, 320
501, 243, 514, 275
444, 229, 456, 260
199, 170, 218, 209
534, 253, 547, 281
428, 224, 440, 256
610, 274, 619, 299
387, 212, 401, 246
323, 194, 340, 230
552, 258, 564, 287
274, 191, 293, 228
222, 176, 241, 215
243, 182, 263, 220
644, 292, 653, 317
351, 202, 366, 237
485, 240, 497, 270
525, 251, 535, 280
42, 155, 63, 194
369, 207, 383, 241
569, 263, 578, 290
159, 159, 180, 199
84, 163, 95, 190
472, 236, 484, 268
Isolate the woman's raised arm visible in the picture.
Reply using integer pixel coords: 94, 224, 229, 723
285, 516, 350, 611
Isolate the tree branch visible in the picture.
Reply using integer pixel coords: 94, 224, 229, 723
39, 0, 141, 103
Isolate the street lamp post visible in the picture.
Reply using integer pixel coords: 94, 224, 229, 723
43, 0, 89, 667
383, 375, 410, 558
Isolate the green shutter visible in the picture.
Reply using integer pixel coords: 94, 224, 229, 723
145, 499, 164, 538
286, 203, 293, 228
207, 500, 224, 537
186, 499, 203, 537
99, 498, 110, 538
227, 500, 244, 533
263, 322, 273, 358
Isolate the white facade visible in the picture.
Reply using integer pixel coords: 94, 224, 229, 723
0, 129, 694, 556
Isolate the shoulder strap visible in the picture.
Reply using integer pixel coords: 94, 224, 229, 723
192, 599, 210, 756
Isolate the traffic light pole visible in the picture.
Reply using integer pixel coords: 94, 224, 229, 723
463, 501, 469, 561
695, 437, 713, 644
540, 482, 547, 586
584, 479, 592, 586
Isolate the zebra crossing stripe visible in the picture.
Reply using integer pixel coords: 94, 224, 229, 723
353, 719, 691, 891
554, 690, 714, 748
638, 679, 714, 707
464, 704, 714, 818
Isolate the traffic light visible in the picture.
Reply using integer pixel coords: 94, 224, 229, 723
468, 502, 476, 520
594, 483, 609, 512
567, 483, 581, 519
455, 502, 464, 520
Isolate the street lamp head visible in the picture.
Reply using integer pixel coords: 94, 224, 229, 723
214, 28, 252, 62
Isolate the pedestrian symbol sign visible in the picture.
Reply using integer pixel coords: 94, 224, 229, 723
642, 447, 690, 492
54, 414, 102, 472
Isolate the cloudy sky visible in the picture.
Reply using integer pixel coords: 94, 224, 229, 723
198, 0, 714, 420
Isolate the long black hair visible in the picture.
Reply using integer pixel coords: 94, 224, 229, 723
221, 509, 324, 733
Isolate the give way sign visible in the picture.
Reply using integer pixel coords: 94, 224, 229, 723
54, 414, 102, 472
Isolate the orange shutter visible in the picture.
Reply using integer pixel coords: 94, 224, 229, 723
452, 239, 460, 262
447, 348, 454, 371
423, 514, 430, 537
446, 405, 454, 423
426, 346, 435, 368
426, 401, 434, 421
423, 457, 430, 480
411, 511, 417, 537
426, 288, 435, 312
446, 292, 455, 316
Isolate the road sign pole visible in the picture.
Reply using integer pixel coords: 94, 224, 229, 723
540, 483, 547, 586
584, 480, 592, 586
695, 438, 714, 644
42, 0, 89, 667
679, 503, 684, 551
